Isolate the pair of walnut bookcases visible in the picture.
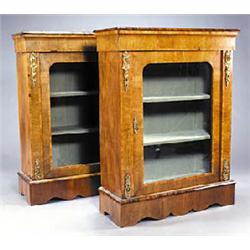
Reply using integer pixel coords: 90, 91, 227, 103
13, 28, 239, 227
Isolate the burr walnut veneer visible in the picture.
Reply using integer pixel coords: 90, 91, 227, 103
13, 32, 100, 205
95, 28, 239, 227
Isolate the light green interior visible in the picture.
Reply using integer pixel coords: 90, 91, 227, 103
50, 62, 98, 92
50, 62, 99, 167
143, 62, 212, 183
51, 96, 98, 130
143, 62, 211, 97
52, 134, 99, 167
144, 141, 210, 183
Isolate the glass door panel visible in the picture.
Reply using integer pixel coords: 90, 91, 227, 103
49, 62, 99, 167
143, 62, 212, 183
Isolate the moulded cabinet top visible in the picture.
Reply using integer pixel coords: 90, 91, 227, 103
12, 31, 96, 53
94, 27, 240, 52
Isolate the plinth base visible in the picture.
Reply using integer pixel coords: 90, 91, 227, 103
99, 181, 235, 227
18, 172, 100, 205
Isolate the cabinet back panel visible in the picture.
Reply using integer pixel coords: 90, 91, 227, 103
49, 62, 99, 168
144, 140, 210, 183
143, 101, 211, 135
142, 62, 212, 184
50, 62, 99, 92
52, 134, 99, 167
143, 62, 211, 97
50, 96, 99, 129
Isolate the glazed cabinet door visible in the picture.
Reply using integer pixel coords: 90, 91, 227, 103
130, 51, 222, 196
40, 52, 100, 179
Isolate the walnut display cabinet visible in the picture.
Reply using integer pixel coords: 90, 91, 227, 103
13, 32, 100, 205
95, 28, 239, 227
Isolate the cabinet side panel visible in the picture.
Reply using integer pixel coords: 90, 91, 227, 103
16, 53, 32, 176
220, 50, 233, 181
99, 52, 122, 196
29, 52, 44, 180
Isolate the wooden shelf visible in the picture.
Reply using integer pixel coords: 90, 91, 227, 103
52, 126, 98, 136
50, 90, 98, 98
143, 94, 210, 103
144, 130, 210, 146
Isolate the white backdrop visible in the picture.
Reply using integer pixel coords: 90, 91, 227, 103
0, 14, 249, 235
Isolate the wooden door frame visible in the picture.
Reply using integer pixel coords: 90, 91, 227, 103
39, 52, 99, 178
127, 51, 222, 196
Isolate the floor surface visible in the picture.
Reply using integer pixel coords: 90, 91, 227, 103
0, 165, 249, 236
